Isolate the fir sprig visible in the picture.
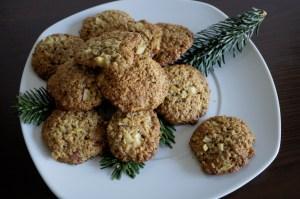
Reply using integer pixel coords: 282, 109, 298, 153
100, 153, 145, 180
178, 8, 267, 76
159, 117, 176, 148
15, 87, 55, 125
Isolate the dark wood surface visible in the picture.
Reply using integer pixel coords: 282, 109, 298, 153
1, 0, 299, 198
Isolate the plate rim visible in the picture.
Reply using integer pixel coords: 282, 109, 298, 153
19, 0, 281, 198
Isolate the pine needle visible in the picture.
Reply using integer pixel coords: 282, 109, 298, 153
100, 153, 145, 180
15, 87, 55, 125
178, 8, 267, 76
159, 117, 176, 148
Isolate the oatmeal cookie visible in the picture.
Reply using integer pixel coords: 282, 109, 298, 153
189, 116, 256, 175
32, 34, 84, 80
76, 31, 146, 73
98, 56, 169, 112
127, 20, 162, 56
79, 10, 134, 40
42, 110, 106, 164
157, 64, 209, 124
107, 110, 160, 163
153, 23, 193, 66
47, 61, 102, 110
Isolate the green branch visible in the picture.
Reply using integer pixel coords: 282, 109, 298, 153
100, 154, 145, 180
15, 87, 55, 125
179, 8, 267, 76
159, 117, 176, 148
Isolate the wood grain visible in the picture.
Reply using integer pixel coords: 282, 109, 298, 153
0, 0, 299, 198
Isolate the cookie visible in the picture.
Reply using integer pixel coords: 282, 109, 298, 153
42, 110, 106, 164
157, 64, 209, 124
75, 31, 146, 73
189, 116, 255, 175
32, 34, 84, 80
79, 10, 134, 40
47, 61, 102, 111
153, 23, 193, 66
107, 110, 160, 163
127, 20, 162, 56
98, 56, 169, 112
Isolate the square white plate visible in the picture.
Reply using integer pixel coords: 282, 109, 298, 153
20, 0, 281, 198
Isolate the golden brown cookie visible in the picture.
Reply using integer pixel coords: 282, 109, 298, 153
75, 31, 146, 73
153, 23, 193, 66
107, 110, 160, 163
98, 56, 169, 112
79, 10, 134, 40
47, 61, 102, 111
42, 110, 106, 164
32, 34, 84, 80
189, 116, 255, 175
157, 64, 209, 124
127, 20, 162, 56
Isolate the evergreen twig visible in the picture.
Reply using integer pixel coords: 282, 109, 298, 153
159, 117, 176, 148
15, 87, 55, 125
100, 153, 145, 180
178, 8, 267, 76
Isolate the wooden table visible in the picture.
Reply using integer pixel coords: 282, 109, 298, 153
1, 0, 299, 198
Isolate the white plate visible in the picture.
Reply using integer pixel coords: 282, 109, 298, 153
19, 0, 281, 198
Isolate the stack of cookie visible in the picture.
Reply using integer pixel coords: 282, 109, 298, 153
31, 10, 210, 165
31, 10, 255, 175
